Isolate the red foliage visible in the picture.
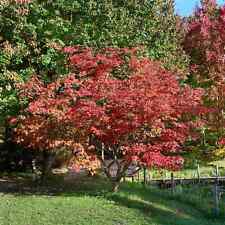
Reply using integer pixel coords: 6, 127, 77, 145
218, 138, 225, 146
184, 1, 225, 146
184, 1, 225, 84
13, 46, 205, 174
13, 75, 99, 171
66, 47, 205, 170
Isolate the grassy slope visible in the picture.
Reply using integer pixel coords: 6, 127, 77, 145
0, 175, 224, 225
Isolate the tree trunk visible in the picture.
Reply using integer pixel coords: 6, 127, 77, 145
111, 180, 120, 192
101, 158, 131, 192
41, 151, 56, 182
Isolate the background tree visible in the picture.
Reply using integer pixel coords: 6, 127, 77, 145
51, 0, 188, 75
0, 0, 70, 170
0, 0, 68, 149
183, 0, 225, 162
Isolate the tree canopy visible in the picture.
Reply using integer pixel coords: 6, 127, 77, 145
12, 46, 205, 189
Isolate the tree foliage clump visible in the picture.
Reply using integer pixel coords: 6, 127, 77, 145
0, 0, 69, 124
54, 0, 188, 73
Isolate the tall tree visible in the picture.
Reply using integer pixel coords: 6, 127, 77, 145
183, 0, 225, 160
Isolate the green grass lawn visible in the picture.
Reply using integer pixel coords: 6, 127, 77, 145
0, 175, 224, 225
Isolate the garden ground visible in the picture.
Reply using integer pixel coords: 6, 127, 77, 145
0, 174, 224, 225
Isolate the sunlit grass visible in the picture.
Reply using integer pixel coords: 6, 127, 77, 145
0, 175, 224, 225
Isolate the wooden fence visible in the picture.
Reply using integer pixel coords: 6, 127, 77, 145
124, 164, 225, 217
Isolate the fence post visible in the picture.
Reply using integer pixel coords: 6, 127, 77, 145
216, 164, 219, 177
148, 170, 151, 182
213, 178, 220, 217
143, 167, 146, 186
165, 171, 168, 180
171, 172, 175, 195
197, 164, 200, 183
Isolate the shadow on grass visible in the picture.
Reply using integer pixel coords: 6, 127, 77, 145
0, 173, 111, 197
107, 193, 202, 225
117, 182, 225, 222
0, 173, 224, 225
0, 175, 202, 225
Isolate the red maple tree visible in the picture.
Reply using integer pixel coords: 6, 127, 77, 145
183, 0, 225, 153
13, 46, 205, 190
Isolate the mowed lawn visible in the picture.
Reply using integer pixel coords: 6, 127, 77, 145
0, 175, 224, 225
